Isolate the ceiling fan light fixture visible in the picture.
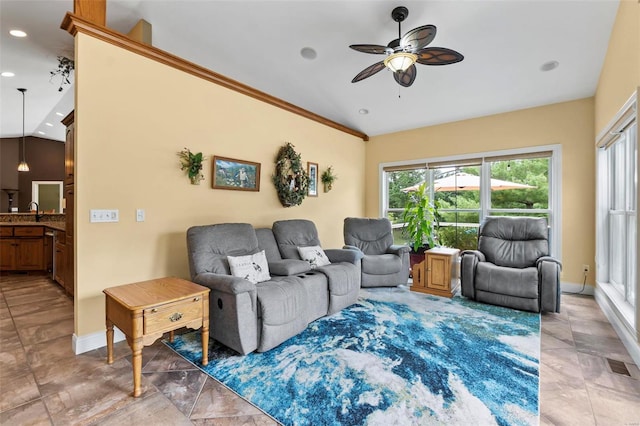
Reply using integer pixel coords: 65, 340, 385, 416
384, 52, 417, 72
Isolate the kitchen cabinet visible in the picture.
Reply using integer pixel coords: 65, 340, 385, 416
0, 226, 45, 271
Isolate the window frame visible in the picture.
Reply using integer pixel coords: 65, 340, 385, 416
380, 144, 562, 258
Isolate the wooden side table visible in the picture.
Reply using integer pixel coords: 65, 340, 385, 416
411, 247, 460, 298
103, 277, 209, 397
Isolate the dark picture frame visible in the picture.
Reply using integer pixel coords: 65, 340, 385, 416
307, 162, 318, 197
212, 156, 261, 191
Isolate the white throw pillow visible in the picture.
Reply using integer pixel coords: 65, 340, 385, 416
227, 250, 271, 284
297, 245, 331, 269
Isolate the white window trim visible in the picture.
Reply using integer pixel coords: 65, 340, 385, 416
379, 144, 562, 260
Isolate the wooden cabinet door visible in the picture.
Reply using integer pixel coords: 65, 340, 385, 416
54, 242, 66, 285
64, 186, 74, 238
63, 111, 74, 185
65, 240, 74, 296
0, 239, 17, 270
427, 254, 451, 291
16, 238, 44, 270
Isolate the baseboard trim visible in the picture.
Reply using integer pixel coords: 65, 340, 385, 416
560, 281, 595, 296
73, 327, 125, 355
595, 286, 640, 366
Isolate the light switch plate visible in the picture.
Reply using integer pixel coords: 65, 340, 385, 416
90, 209, 119, 223
136, 209, 145, 222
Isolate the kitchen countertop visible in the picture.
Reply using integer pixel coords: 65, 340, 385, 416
0, 221, 66, 232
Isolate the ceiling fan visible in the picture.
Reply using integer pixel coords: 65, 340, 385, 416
350, 6, 464, 87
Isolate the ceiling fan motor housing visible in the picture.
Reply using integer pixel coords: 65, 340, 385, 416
391, 6, 409, 23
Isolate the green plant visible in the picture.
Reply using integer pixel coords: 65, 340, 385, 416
401, 182, 438, 252
321, 166, 337, 190
178, 148, 205, 184
50, 56, 74, 92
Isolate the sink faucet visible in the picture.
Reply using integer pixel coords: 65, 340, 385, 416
27, 201, 44, 222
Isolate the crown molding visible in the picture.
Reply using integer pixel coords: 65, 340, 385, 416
60, 12, 369, 142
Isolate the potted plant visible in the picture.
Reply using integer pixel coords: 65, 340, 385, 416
401, 182, 438, 268
178, 148, 205, 185
321, 166, 337, 192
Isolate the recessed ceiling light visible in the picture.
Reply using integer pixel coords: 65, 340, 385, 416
540, 60, 559, 72
55, 112, 64, 117
300, 47, 317, 60
1, 71, 15, 77
37, 131, 45, 135
9, 30, 27, 38
45, 122, 53, 127
358, 109, 369, 115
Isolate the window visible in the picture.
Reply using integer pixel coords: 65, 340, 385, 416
381, 146, 559, 255
595, 92, 637, 333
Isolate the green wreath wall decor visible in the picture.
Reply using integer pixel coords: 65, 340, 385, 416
272, 142, 309, 207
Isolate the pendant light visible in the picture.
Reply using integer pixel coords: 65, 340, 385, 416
17, 88, 29, 172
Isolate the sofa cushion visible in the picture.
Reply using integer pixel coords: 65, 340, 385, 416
478, 216, 549, 268
272, 219, 322, 259
227, 250, 271, 283
268, 259, 311, 276
298, 245, 331, 268
362, 253, 402, 275
343, 217, 394, 255
475, 262, 539, 299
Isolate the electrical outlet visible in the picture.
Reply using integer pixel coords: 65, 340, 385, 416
583, 264, 590, 273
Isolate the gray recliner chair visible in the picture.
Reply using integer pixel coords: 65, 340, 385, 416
343, 217, 410, 287
460, 216, 562, 313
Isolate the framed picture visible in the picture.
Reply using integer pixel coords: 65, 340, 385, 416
307, 162, 318, 197
212, 156, 261, 191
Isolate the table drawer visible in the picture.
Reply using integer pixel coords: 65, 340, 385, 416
143, 296, 204, 335
14, 227, 44, 237
0, 227, 13, 237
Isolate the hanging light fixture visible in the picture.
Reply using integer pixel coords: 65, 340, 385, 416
17, 88, 29, 172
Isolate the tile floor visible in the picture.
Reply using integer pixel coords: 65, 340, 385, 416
1, 274, 639, 425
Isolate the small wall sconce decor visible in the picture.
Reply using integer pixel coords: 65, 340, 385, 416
50, 56, 74, 92
321, 166, 337, 192
272, 142, 309, 207
178, 148, 205, 185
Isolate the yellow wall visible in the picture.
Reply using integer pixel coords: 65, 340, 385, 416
594, 0, 640, 134
365, 98, 595, 287
74, 34, 365, 336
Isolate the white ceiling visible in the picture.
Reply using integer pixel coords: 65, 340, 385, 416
0, 0, 619, 142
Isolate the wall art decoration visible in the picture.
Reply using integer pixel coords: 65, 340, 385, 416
178, 148, 206, 185
307, 162, 318, 197
272, 143, 309, 207
213, 156, 261, 191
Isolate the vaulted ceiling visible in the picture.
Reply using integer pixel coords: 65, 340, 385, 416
0, 1, 619, 142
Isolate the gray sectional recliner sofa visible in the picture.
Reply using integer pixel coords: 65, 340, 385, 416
187, 219, 362, 355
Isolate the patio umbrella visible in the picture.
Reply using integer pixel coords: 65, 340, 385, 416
401, 172, 535, 192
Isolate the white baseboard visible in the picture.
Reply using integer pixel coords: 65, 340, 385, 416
561, 281, 595, 296
73, 327, 125, 355
594, 286, 640, 366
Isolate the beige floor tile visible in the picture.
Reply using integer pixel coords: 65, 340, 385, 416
191, 414, 279, 425
141, 343, 200, 372
586, 382, 640, 425
569, 318, 620, 339
24, 334, 95, 370
0, 345, 30, 380
0, 399, 52, 425
9, 297, 72, 318
577, 352, 640, 398
12, 305, 74, 329
541, 316, 575, 350
540, 387, 596, 426
144, 369, 208, 415
91, 392, 193, 426
0, 371, 41, 412
42, 358, 158, 425
16, 316, 74, 346
190, 377, 264, 420
572, 331, 635, 364
540, 348, 587, 392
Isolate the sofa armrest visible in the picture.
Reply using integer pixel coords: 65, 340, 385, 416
193, 272, 256, 295
325, 248, 364, 264
537, 256, 562, 270
268, 259, 311, 276
387, 244, 410, 256
343, 244, 363, 254
460, 250, 486, 263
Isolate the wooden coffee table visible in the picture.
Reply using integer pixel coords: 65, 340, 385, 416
103, 277, 210, 397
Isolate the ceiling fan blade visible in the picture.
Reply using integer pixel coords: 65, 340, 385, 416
349, 44, 389, 54
400, 25, 437, 52
352, 61, 386, 83
393, 64, 417, 87
416, 47, 464, 65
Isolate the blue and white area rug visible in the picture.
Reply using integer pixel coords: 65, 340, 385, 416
165, 287, 540, 425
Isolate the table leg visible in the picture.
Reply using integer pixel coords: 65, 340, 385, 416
169, 330, 174, 343
106, 319, 114, 364
131, 339, 143, 397
201, 324, 209, 366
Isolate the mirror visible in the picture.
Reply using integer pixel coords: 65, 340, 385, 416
32, 181, 63, 213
